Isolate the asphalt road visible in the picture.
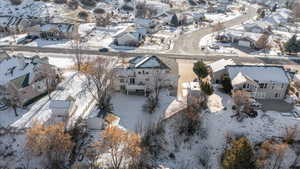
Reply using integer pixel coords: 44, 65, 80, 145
1, 45, 300, 65
170, 5, 258, 54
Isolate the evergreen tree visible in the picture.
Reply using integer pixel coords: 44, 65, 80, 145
221, 75, 233, 94
193, 61, 209, 79
285, 35, 299, 54
200, 82, 214, 96
222, 137, 257, 169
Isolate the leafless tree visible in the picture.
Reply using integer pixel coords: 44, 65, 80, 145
71, 34, 84, 72
232, 90, 251, 121
83, 57, 117, 112
143, 70, 166, 113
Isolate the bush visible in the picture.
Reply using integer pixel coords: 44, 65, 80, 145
201, 82, 214, 95
222, 137, 257, 169
78, 11, 89, 19
80, 0, 96, 6
10, 0, 22, 5
54, 0, 67, 4
68, 0, 79, 9
143, 96, 158, 114
222, 75, 233, 94
93, 8, 106, 14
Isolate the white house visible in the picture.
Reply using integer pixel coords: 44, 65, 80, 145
0, 53, 60, 106
226, 65, 290, 100
114, 55, 177, 95
209, 59, 236, 84
29, 23, 76, 40
113, 26, 145, 47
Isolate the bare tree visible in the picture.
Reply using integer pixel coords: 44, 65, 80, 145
92, 126, 142, 169
83, 57, 116, 112
232, 90, 251, 121
143, 70, 165, 113
71, 34, 84, 72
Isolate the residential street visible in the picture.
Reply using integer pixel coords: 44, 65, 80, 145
1, 45, 300, 66
170, 5, 258, 54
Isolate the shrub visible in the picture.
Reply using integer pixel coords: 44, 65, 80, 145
10, 0, 22, 5
222, 137, 257, 169
54, 0, 67, 4
93, 8, 106, 14
78, 11, 89, 19
201, 82, 214, 95
222, 75, 233, 94
80, 0, 96, 7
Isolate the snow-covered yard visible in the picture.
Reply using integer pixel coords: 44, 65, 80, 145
154, 88, 300, 169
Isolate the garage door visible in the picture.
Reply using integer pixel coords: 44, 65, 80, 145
238, 40, 251, 48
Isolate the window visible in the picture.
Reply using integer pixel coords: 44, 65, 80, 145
138, 72, 141, 74
259, 83, 264, 88
119, 79, 124, 83
275, 93, 280, 98
247, 84, 250, 88
281, 84, 284, 89
264, 83, 267, 88
130, 78, 135, 85
145, 78, 149, 81
243, 84, 246, 88
145, 72, 149, 74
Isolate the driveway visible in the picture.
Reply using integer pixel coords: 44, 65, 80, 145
176, 59, 197, 99
258, 99, 294, 112
170, 5, 258, 55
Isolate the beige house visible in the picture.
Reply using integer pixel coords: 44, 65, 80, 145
226, 65, 290, 100
0, 53, 60, 106
114, 55, 177, 95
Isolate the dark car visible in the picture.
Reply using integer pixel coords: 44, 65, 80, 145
99, 48, 109, 52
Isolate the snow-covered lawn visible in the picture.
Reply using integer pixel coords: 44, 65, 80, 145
156, 88, 300, 169
111, 90, 183, 132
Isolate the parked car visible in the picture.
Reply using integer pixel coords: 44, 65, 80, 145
209, 44, 220, 49
99, 48, 109, 52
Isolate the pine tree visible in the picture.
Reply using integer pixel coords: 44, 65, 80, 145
222, 137, 257, 169
193, 61, 209, 80
285, 35, 299, 54
221, 75, 233, 94
200, 82, 214, 96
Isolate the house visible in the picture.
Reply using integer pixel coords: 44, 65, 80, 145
209, 59, 236, 84
223, 30, 269, 49
226, 65, 290, 99
294, 74, 300, 86
29, 23, 76, 40
113, 26, 145, 47
0, 53, 60, 106
264, 8, 292, 27
114, 55, 177, 95
0, 16, 31, 33
49, 97, 77, 123
243, 21, 272, 33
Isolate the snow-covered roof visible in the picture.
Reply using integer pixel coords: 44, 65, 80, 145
209, 59, 235, 73
226, 29, 263, 41
49, 100, 72, 110
227, 65, 290, 84
40, 23, 74, 33
128, 55, 170, 69
0, 55, 37, 86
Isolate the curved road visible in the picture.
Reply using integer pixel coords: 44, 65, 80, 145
170, 5, 257, 54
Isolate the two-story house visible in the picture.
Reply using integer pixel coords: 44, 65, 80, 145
114, 55, 177, 95
226, 65, 290, 100
0, 53, 60, 106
